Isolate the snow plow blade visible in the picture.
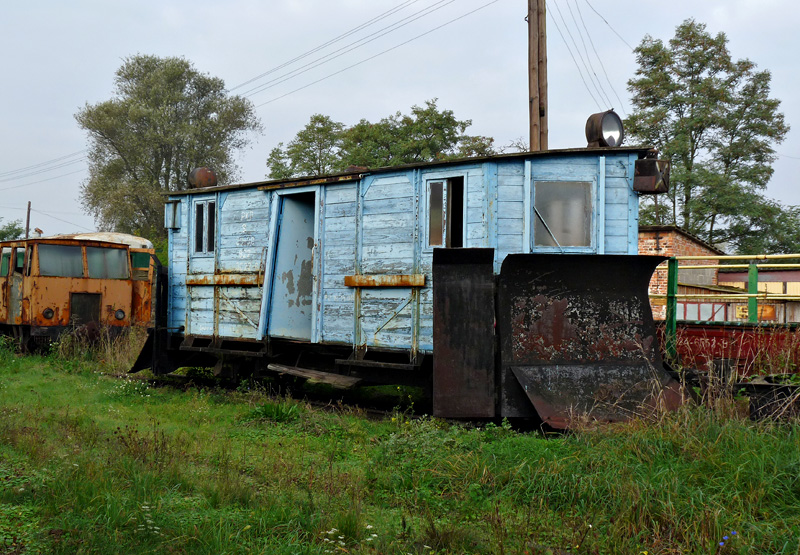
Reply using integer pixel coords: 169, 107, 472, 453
497, 254, 684, 428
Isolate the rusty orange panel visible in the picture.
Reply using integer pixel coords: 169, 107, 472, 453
344, 274, 426, 287
132, 281, 152, 326
28, 277, 134, 327
185, 274, 264, 286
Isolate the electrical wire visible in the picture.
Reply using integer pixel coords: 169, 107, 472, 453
550, 0, 609, 109
565, 0, 613, 109
241, 0, 456, 98
30, 209, 93, 231
0, 169, 87, 193
256, 0, 503, 108
0, 150, 86, 179
546, 1, 602, 111
582, 0, 634, 51
0, 157, 87, 184
573, 0, 626, 115
0, 204, 85, 216
230, 0, 423, 92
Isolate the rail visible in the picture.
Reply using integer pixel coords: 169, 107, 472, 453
655, 254, 800, 359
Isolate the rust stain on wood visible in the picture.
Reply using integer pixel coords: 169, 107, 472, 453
186, 274, 265, 286
344, 274, 425, 287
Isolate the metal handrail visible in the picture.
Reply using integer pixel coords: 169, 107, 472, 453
661, 254, 800, 359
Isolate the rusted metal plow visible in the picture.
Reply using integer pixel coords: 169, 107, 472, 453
434, 251, 684, 428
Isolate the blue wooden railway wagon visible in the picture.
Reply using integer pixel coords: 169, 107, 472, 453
139, 145, 679, 425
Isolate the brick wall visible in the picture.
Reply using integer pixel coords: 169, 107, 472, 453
639, 229, 721, 319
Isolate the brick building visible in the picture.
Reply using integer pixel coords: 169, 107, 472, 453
638, 225, 725, 319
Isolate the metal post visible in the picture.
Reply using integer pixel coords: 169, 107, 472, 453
25, 201, 31, 239
748, 263, 759, 324
665, 257, 678, 360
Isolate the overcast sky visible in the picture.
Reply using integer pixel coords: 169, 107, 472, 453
2, 0, 798, 235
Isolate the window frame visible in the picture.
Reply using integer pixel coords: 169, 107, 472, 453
192, 199, 217, 256
424, 174, 466, 252
530, 179, 596, 253
37, 244, 85, 278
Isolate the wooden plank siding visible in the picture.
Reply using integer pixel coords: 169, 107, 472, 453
166, 149, 647, 355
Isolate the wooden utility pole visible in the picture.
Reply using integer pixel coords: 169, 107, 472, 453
25, 201, 31, 239
528, 0, 548, 151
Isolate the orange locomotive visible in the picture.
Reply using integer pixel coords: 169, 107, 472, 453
0, 232, 155, 349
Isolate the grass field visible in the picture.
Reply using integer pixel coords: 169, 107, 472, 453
1, 334, 799, 554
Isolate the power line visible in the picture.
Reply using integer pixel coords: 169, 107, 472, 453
551, 0, 609, 109
0, 168, 86, 193
582, 0, 634, 52
573, 0, 626, 115
0, 157, 87, 184
230, 0, 422, 92
0, 150, 86, 179
257, 0, 505, 108
546, 1, 603, 111
0, 204, 85, 216
30, 209, 93, 231
241, 0, 456, 98
565, 0, 613, 109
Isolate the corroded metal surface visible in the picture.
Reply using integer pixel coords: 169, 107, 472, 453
186, 274, 264, 286
634, 158, 670, 194
344, 274, 425, 287
497, 254, 683, 428
188, 167, 218, 188
0, 238, 154, 335
432, 248, 496, 418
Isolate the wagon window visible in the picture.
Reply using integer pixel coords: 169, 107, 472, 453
427, 176, 464, 248
38, 244, 84, 277
533, 181, 592, 248
194, 200, 216, 255
0, 248, 10, 276
87, 247, 130, 279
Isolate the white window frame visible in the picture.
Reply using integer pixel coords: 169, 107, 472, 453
530, 179, 596, 253
423, 174, 467, 252
193, 199, 216, 256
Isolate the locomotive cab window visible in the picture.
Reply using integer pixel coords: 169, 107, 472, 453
427, 176, 464, 248
87, 247, 130, 279
533, 181, 593, 249
38, 244, 84, 277
130, 251, 151, 281
194, 200, 216, 255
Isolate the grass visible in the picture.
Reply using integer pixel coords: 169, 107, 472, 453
0, 334, 799, 553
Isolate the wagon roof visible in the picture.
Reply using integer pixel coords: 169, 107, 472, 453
0, 237, 133, 250
168, 145, 656, 196
0, 232, 152, 250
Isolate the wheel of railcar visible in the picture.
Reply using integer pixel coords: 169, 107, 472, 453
11, 326, 32, 353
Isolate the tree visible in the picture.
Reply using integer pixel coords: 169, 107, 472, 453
626, 20, 790, 252
76, 55, 261, 238
267, 115, 345, 179
0, 218, 23, 241
267, 99, 496, 178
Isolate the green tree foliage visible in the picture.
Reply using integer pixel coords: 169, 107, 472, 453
267, 115, 344, 179
267, 99, 495, 178
0, 218, 23, 241
626, 20, 791, 252
76, 55, 261, 238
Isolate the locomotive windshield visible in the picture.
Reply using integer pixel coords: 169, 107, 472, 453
87, 247, 129, 279
38, 244, 84, 277
37, 244, 130, 279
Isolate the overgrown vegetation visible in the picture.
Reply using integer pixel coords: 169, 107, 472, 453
1, 335, 799, 553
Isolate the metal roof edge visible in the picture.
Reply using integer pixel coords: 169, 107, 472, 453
166, 145, 655, 197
